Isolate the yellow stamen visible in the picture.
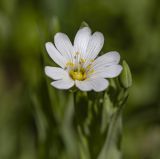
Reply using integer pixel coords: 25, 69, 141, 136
87, 64, 92, 70
80, 58, 86, 63
88, 69, 94, 75
90, 59, 94, 62
66, 62, 75, 67
70, 70, 87, 81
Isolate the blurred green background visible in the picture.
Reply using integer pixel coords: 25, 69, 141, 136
0, 0, 160, 158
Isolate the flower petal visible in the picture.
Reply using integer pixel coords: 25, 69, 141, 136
54, 33, 74, 61
74, 27, 91, 58
75, 80, 92, 91
92, 51, 120, 69
84, 32, 104, 67
45, 42, 67, 68
45, 66, 68, 80
51, 78, 74, 90
91, 65, 123, 78
89, 78, 109, 92
75, 78, 108, 92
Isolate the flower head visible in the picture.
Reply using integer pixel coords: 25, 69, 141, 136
45, 26, 122, 92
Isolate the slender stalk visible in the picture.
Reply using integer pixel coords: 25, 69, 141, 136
98, 90, 128, 159
73, 91, 77, 114
105, 95, 128, 149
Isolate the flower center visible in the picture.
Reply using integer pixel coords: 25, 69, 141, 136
69, 70, 87, 81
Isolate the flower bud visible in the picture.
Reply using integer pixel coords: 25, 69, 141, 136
80, 21, 89, 28
119, 60, 132, 88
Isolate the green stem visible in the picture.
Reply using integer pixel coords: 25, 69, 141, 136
106, 95, 127, 149
98, 90, 128, 159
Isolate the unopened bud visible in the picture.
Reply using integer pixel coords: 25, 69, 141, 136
80, 21, 89, 28
119, 60, 132, 88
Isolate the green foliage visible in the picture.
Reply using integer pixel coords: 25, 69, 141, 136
0, 0, 160, 159
71, 77, 129, 159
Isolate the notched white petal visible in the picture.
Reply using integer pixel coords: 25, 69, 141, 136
74, 27, 91, 58
75, 78, 108, 92
104, 65, 122, 78
92, 51, 120, 69
45, 42, 67, 68
45, 66, 68, 80
51, 79, 74, 90
75, 80, 92, 91
85, 32, 104, 59
54, 33, 74, 60
92, 65, 123, 78
90, 78, 109, 92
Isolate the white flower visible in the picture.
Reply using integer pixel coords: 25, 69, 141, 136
45, 27, 122, 92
